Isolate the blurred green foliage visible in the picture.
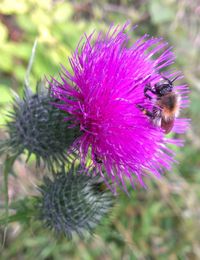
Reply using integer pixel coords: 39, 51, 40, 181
0, 0, 200, 259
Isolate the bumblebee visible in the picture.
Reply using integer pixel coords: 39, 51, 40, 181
140, 75, 180, 134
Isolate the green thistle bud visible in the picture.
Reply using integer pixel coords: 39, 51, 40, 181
1, 82, 79, 170
38, 165, 114, 239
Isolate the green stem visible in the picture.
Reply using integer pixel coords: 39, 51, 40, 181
3, 155, 18, 225
1, 155, 18, 247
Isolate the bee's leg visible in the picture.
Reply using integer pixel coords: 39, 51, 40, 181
144, 85, 152, 99
144, 84, 156, 99
143, 109, 154, 118
137, 104, 154, 119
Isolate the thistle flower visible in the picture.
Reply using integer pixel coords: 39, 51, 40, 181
50, 23, 189, 191
38, 165, 114, 239
1, 81, 79, 170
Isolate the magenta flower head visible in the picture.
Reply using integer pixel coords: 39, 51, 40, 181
50, 23, 189, 192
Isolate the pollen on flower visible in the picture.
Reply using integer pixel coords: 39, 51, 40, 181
49, 22, 189, 191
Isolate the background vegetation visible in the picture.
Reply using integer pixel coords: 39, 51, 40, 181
0, 0, 199, 259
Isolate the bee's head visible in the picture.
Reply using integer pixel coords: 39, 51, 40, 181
155, 75, 179, 97
155, 82, 173, 97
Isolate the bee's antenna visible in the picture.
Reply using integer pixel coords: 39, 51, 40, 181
160, 73, 180, 84
171, 74, 180, 83
160, 74, 172, 84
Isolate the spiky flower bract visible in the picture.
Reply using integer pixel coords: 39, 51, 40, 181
50, 23, 189, 191
1, 81, 79, 170
38, 165, 114, 239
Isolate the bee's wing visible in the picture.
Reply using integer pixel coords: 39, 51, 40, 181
161, 117, 175, 134
152, 109, 162, 127
153, 116, 162, 127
